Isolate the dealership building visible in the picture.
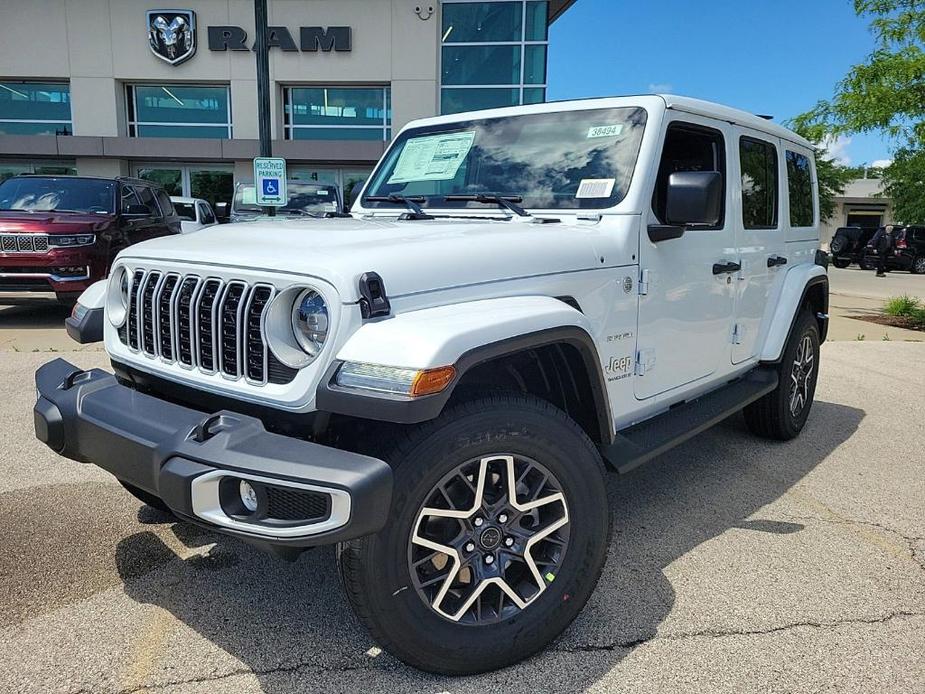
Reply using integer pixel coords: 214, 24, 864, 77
0, 0, 575, 207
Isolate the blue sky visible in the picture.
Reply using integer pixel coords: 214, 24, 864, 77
547, 0, 893, 167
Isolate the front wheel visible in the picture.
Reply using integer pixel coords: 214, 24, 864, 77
338, 394, 611, 675
744, 309, 820, 440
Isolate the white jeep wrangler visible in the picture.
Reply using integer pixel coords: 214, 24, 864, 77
36, 95, 828, 675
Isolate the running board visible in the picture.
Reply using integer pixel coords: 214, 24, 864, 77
601, 367, 778, 474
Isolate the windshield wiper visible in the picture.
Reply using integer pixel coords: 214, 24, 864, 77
443, 194, 530, 217
364, 194, 433, 220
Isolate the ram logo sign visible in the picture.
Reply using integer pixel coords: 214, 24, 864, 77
147, 10, 197, 66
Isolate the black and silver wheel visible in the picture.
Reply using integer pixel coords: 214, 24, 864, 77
744, 309, 820, 440
338, 394, 610, 674
912, 256, 925, 274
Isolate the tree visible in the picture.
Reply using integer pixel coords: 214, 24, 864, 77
793, 0, 925, 221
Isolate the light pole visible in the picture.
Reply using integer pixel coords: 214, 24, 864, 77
254, 0, 275, 216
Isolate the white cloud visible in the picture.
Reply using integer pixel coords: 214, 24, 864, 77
820, 134, 852, 165
870, 159, 893, 169
648, 83, 674, 93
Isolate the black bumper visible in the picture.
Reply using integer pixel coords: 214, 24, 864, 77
65, 306, 103, 344
34, 358, 392, 551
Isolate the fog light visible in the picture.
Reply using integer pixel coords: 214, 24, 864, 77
239, 480, 259, 512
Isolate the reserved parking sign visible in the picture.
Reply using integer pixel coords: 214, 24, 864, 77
253, 157, 287, 206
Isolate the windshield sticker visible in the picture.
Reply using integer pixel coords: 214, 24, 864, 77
241, 186, 257, 204
587, 125, 624, 139
576, 178, 616, 199
387, 132, 476, 184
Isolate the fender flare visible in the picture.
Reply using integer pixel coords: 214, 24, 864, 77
760, 268, 829, 363
316, 296, 612, 439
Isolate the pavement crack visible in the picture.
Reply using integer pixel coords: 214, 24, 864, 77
558, 610, 924, 654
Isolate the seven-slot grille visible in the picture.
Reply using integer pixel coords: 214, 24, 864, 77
120, 268, 297, 385
1, 234, 49, 253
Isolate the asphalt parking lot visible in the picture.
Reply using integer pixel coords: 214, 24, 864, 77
1, 338, 924, 693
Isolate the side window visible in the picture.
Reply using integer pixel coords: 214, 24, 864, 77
121, 185, 142, 213
739, 137, 779, 229
652, 122, 726, 228
786, 150, 814, 227
155, 189, 175, 217
135, 186, 159, 216
199, 202, 216, 225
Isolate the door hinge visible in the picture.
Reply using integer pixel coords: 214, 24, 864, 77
635, 348, 656, 375
638, 268, 650, 295
732, 323, 744, 345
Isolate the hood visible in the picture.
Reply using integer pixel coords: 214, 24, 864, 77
0, 210, 113, 234
120, 216, 615, 302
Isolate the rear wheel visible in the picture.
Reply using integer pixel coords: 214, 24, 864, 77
912, 256, 925, 274
744, 309, 820, 441
831, 257, 851, 269
338, 394, 610, 675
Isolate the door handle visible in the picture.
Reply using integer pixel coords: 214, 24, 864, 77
767, 255, 788, 268
713, 261, 741, 275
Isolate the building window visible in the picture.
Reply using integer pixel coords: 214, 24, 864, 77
135, 163, 234, 209
127, 85, 232, 139
283, 87, 391, 141
0, 159, 76, 182
740, 136, 779, 229
440, 1, 548, 115
0, 82, 71, 136
786, 150, 814, 227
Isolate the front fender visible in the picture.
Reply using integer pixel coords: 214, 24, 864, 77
318, 296, 609, 429
759, 265, 828, 362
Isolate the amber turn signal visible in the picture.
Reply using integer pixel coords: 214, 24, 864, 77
410, 366, 457, 396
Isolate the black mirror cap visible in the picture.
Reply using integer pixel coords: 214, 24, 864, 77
665, 171, 722, 226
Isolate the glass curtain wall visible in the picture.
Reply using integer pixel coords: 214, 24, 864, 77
441, 1, 548, 114
0, 82, 72, 135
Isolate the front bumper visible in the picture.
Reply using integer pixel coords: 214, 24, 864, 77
33, 358, 392, 551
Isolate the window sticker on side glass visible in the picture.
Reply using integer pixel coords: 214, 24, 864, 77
387, 132, 476, 184
587, 125, 624, 139
575, 178, 616, 199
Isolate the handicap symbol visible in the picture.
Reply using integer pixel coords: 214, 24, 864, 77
262, 178, 279, 196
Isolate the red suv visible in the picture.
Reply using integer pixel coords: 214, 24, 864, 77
0, 175, 180, 303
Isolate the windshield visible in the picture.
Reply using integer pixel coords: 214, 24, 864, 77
233, 182, 340, 215
173, 202, 196, 221
363, 107, 647, 211
0, 177, 116, 214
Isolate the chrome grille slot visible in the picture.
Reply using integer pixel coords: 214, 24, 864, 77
219, 282, 248, 378
141, 271, 162, 357
115, 268, 298, 386
157, 274, 180, 361
127, 270, 145, 350
1, 235, 15, 252
17, 236, 33, 252
32, 235, 48, 252
196, 279, 223, 373
175, 276, 200, 367
244, 285, 274, 384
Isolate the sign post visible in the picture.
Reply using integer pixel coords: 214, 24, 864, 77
254, 0, 274, 216
253, 157, 287, 207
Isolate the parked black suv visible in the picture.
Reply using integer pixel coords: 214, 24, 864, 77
892, 225, 925, 274
829, 226, 877, 269
0, 175, 181, 302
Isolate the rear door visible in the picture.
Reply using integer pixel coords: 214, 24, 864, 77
635, 115, 737, 400
731, 130, 786, 364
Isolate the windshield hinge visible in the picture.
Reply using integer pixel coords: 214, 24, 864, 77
638, 269, 650, 295
358, 272, 391, 319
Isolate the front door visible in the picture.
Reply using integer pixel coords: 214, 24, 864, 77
731, 130, 786, 363
635, 116, 737, 400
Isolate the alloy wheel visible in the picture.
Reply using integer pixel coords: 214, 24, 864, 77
789, 334, 815, 417
408, 454, 570, 625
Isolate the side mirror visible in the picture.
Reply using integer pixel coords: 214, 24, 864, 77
124, 204, 150, 216
666, 171, 723, 226
214, 201, 230, 220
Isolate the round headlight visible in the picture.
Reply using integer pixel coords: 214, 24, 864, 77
291, 289, 329, 357
107, 266, 129, 327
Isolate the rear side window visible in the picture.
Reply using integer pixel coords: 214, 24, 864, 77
786, 150, 813, 227
198, 202, 215, 224
135, 186, 159, 216
740, 137, 778, 229
121, 186, 142, 212
155, 189, 175, 216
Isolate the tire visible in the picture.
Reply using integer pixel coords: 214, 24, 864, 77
338, 394, 611, 675
120, 481, 172, 513
912, 256, 925, 274
831, 257, 851, 269
829, 237, 847, 255
744, 309, 820, 441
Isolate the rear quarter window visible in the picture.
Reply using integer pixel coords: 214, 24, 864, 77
786, 150, 814, 227
155, 189, 175, 216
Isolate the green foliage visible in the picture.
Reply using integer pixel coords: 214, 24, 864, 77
793, 0, 925, 223
883, 294, 920, 316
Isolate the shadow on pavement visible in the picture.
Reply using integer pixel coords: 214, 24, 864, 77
0, 296, 70, 330
114, 400, 864, 692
